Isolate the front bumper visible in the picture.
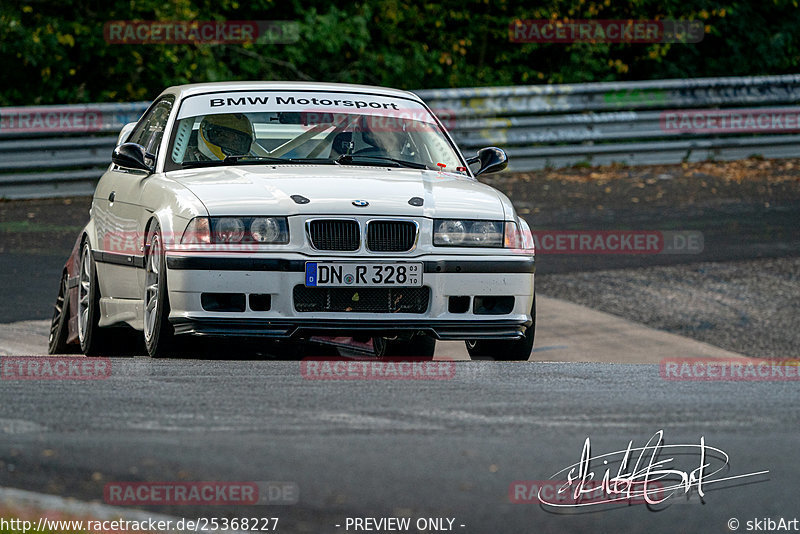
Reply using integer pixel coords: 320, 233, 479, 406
170, 318, 530, 340
164, 254, 535, 340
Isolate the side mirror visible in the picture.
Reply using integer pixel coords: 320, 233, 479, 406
466, 147, 508, 176
112, 143, 154, 173
116, 122, 136, 145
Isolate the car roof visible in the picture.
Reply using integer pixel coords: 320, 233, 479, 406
158, 81, 423, 103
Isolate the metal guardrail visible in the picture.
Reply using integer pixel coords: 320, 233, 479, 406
0, 102, 149, 198
416, 74, 800, 171
2, 74, 800, 198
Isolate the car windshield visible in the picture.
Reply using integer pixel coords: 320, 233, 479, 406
168, 91, 465, 173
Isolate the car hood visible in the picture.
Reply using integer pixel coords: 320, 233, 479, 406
168, 165, 507, 219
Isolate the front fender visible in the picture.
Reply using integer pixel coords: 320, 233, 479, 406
140, 174, 208, 248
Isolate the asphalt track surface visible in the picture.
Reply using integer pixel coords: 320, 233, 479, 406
0, 288, 795, 534
0, 167, 798, 533
1, 359, 798, 533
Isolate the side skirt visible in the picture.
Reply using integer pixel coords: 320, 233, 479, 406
98, 297, 144, 330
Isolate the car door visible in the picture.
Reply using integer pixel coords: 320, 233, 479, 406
93, 97, 173, 301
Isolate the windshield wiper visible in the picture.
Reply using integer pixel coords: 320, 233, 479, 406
279, 157, 337, 164
225, 155, 337, 165
182, 154, 422, 169
336, 154, 428, 170
223, 155, 291, 163
181, 155, 337, 169
181, 160, 230, 169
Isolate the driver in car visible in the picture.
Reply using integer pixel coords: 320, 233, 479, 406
186, 113, 255, 161
354, 116, 409, 158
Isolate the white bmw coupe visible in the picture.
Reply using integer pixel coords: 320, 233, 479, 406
48, 82, 535, 360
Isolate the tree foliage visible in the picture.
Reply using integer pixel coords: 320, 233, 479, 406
1, 0, 798, 105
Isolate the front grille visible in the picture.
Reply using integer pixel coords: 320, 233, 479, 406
293, 285, 430, 313
367, 220, 417, 252
308, 219, 360, 251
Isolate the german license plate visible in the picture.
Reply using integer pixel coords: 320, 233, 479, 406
304, 262, 423, 287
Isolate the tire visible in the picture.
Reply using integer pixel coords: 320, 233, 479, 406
143, 223, 176, 357
78, 241, 111, 356
47, 272, 72, 354
375, 334, 436, 359
466, 295, 536, 361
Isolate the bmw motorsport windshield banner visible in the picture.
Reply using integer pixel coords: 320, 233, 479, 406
176, 91, 436, 123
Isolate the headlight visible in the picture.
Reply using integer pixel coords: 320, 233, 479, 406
434, 220, 467, 245
214, 218, 246, 243
250, 217, 285, 243
181, 217, 289, 244
433, 219, 503, 247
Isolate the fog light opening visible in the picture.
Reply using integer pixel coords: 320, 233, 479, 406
473, 296, 515, 315
201, 293, 246, 312
249, 294, 272, 312
448, 296, 471, 314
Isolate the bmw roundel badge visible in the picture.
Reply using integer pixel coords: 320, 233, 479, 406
352, 200, 369, 207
